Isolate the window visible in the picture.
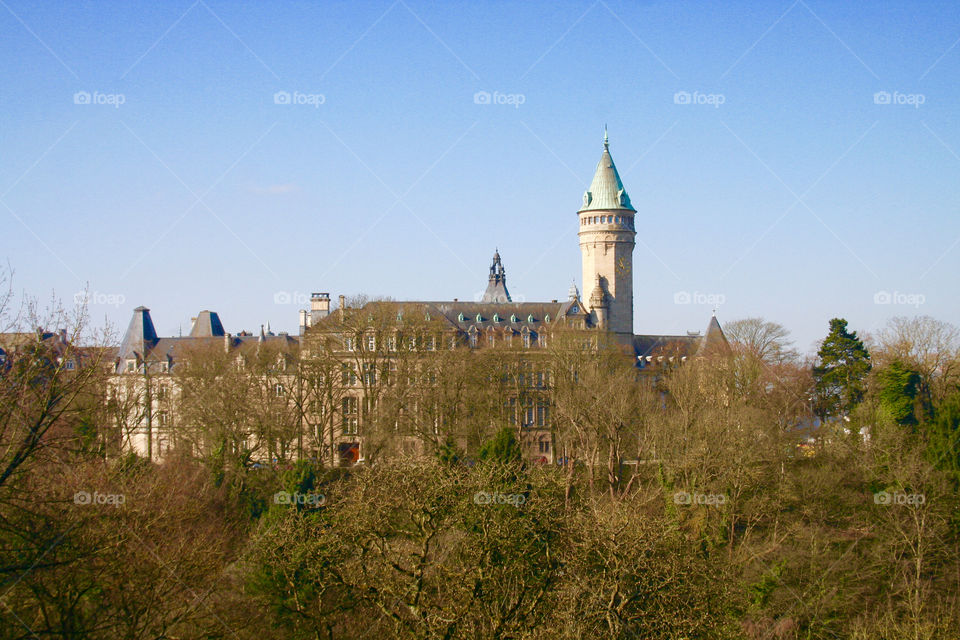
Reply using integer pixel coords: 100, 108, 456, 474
341, 397, 358, 434
468, 330, 477, 348
275, 383, 285, 397
487, 333, 495, 347
126, 360, 136, 372
493, 313, 500, 323
343, 336, 354, 351
63, 359, 75, 370
510, 314, 518, 323
458, 313, 465, 322
366, 334, 376, 351
341, 365, 357, 386
363, 363, 375, 386
537, 402, 549, 427
387, 336, 397, 351
426, 336, 436, 351
538, 438, 550, 454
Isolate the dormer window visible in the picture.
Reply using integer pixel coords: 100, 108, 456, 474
493, 313, 500, 323
527, 314, 534, 323
544, 314, 550, 323
476, 314, 483, 323
510, 314, 518, 323
458, 313, 465, 322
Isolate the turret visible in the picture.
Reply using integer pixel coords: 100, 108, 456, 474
578, 127, 636, 338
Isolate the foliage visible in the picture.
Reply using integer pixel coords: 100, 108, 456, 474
813, 318, 871, 419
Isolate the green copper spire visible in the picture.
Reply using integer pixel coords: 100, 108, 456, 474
579, 128, 634, 212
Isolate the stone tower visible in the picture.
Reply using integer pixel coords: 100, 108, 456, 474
578, 128, 636, 338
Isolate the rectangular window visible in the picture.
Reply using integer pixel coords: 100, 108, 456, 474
539, 439, 550, 454
342, 397, 358, 435
536, 403, 549, 427
366, 335, 375, 351
387, 336, 397, 351
275, 383, 285, 397
343, 336, 354, 351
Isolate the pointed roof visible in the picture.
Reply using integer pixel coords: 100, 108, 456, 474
481, 249, 512, 304
568, 281, 580, 301
189, 310, 225, 337
579, 129, 635, 212
118, 306, 159, 361
697, 313, 728, 354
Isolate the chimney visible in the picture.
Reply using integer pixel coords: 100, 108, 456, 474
299, 309, 308, 335
309, 292, 330, 327
224, 333, 231, 352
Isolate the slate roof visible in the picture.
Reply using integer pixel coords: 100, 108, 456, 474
117, 306, 159, 361
189, 310, 226, 337
115, 307, 296, 373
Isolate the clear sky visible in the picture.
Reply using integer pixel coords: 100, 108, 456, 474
2, 0, 958, 353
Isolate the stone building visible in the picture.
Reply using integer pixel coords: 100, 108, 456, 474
112, 130, 723, 464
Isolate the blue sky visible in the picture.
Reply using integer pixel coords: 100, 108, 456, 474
1, 0, 958, 352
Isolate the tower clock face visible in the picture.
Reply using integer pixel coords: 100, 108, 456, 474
616, 257, 631, 276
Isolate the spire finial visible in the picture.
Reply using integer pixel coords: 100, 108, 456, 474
603, 124, 609, 149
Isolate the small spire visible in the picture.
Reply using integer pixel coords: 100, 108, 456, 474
603, 124, 609, 149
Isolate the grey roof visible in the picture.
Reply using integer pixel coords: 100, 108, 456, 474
633, 315, 728, 360
314, 299, 587, 334
189, 310, 225, 337
118, 306, 159, 361
115, 307, 296, 373
579, 129, 635, 212
425, 300, 581, 332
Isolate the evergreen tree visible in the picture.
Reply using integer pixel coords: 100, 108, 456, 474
478, 426, 523, 465
877, 360, 921, 426
812, 318, 871, 419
